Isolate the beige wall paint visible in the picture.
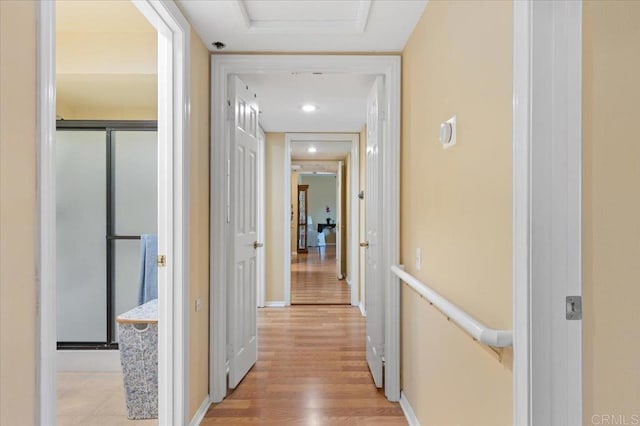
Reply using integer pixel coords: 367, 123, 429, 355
0, 1, 38, 424
401, 1, 513, 424
359, 127, 366, 304
300, 175, 337, 231
265, 133, 286, 302
583, 2, 640, 420
188, 29, 211, 418
56, 2, 157, 121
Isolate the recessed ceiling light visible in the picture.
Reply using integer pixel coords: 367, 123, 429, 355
307, 147, 317, 153
302, 104, 318, 113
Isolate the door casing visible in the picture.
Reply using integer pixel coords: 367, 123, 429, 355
512, 1, 582, 424
283, 134, 359, 307
36, 1, 192, 424
210, 55, 401, 403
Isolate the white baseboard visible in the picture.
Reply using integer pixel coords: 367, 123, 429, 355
359, 301, 366, 317
400, 391, 420, 426
264, 301, 286, 307
57, 350, 121, 372
189, 395, 212, 426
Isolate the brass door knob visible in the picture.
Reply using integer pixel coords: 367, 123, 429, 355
360, 242, 369, 248
253, 241, 264, 249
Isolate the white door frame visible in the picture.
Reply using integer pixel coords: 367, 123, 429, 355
513, 1, 582, 424
256, 126, 267, 308
37, 1, 191, 424
283, 134, 359, 307
211, 55, 401, 403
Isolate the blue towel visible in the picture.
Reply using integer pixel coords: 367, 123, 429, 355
138, 234, 158, 305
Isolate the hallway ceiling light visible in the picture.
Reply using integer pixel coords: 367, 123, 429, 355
301, 104, 318, 112
307, 147, 317, 153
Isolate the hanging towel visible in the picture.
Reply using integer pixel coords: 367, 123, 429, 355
138, 234, 158, 305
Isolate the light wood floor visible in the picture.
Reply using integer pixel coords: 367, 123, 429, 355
203, 306, 406, 425
57, 371, 157, 426
291, 246, 350, 304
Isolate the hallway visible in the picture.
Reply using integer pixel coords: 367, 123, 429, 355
291, 246, 350, 305
203, 305, 405, 424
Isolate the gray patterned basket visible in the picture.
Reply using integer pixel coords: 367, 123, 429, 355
117, 299, 158, 420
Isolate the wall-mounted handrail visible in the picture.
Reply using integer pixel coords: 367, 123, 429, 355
391, 265, 513, 348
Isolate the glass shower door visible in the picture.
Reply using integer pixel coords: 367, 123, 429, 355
56, 130, 107, 343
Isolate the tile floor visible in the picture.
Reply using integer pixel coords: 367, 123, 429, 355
57, 372, 157, 426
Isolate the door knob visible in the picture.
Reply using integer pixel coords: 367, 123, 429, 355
253, 241, 264, 249
360, 242, 369, 248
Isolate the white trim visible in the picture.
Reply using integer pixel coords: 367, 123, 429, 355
283, 133, 360, 307
257, 127, 266, 308
336, 160, 343, 280
233, 0, 371, 34
512, 1, 532, 424
211, 55, 401, 404
36, 2, 56, 423
399, 392, 420, 426
283, 135, 292, 306
131, 2, 191, 424
513, 1, 583, 425
56, 350, 121, 372
189, 395, 212, 426
359, 301, 366, 317
264, 301, 287, 308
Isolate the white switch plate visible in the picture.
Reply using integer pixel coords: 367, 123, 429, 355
195, 297, 202, 312
416, 248, 422, 271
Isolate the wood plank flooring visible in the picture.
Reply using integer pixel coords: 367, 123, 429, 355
203, 306, 406, 425
291, 246, 350, 305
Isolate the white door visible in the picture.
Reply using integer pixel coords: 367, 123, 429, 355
336, 161, 343, 279
365, 77, 384, 387
228, 75, 260, 389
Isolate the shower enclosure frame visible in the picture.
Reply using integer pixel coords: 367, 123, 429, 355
56, 120, 158, 351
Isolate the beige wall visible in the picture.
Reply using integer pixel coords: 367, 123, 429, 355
265, 133, 286, 302
0, 1, 38, 424
359, 127, 366, 304
400, 1, 513, 424
583, 2, 640, 421
56, 2, 157, 121
188, 29, 211, 418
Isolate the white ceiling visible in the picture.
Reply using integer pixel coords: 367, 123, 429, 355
177, 0, 427, 52
239, 72, 374, 132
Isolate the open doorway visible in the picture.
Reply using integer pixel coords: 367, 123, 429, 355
291, 161, 348, 304
210, 56, 402, 404
55, 1, 159, 423
39, 0, 191, 423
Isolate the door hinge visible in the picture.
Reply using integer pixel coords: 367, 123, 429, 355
226, 100, 235, 121
566, 296, 582, 320
157, 255, 166, 267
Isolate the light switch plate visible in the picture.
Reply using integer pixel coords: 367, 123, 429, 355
416, 248, 422, 271
195, 297, 202, 312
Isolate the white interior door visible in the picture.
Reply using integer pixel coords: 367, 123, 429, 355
336, 161, 343, 278
228, 75, 260, 389
365, 77, 384, 387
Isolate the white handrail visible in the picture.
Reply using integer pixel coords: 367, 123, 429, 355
391, 265, 513, 348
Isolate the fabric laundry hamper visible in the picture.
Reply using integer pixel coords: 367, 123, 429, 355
117, 299, 158, 420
